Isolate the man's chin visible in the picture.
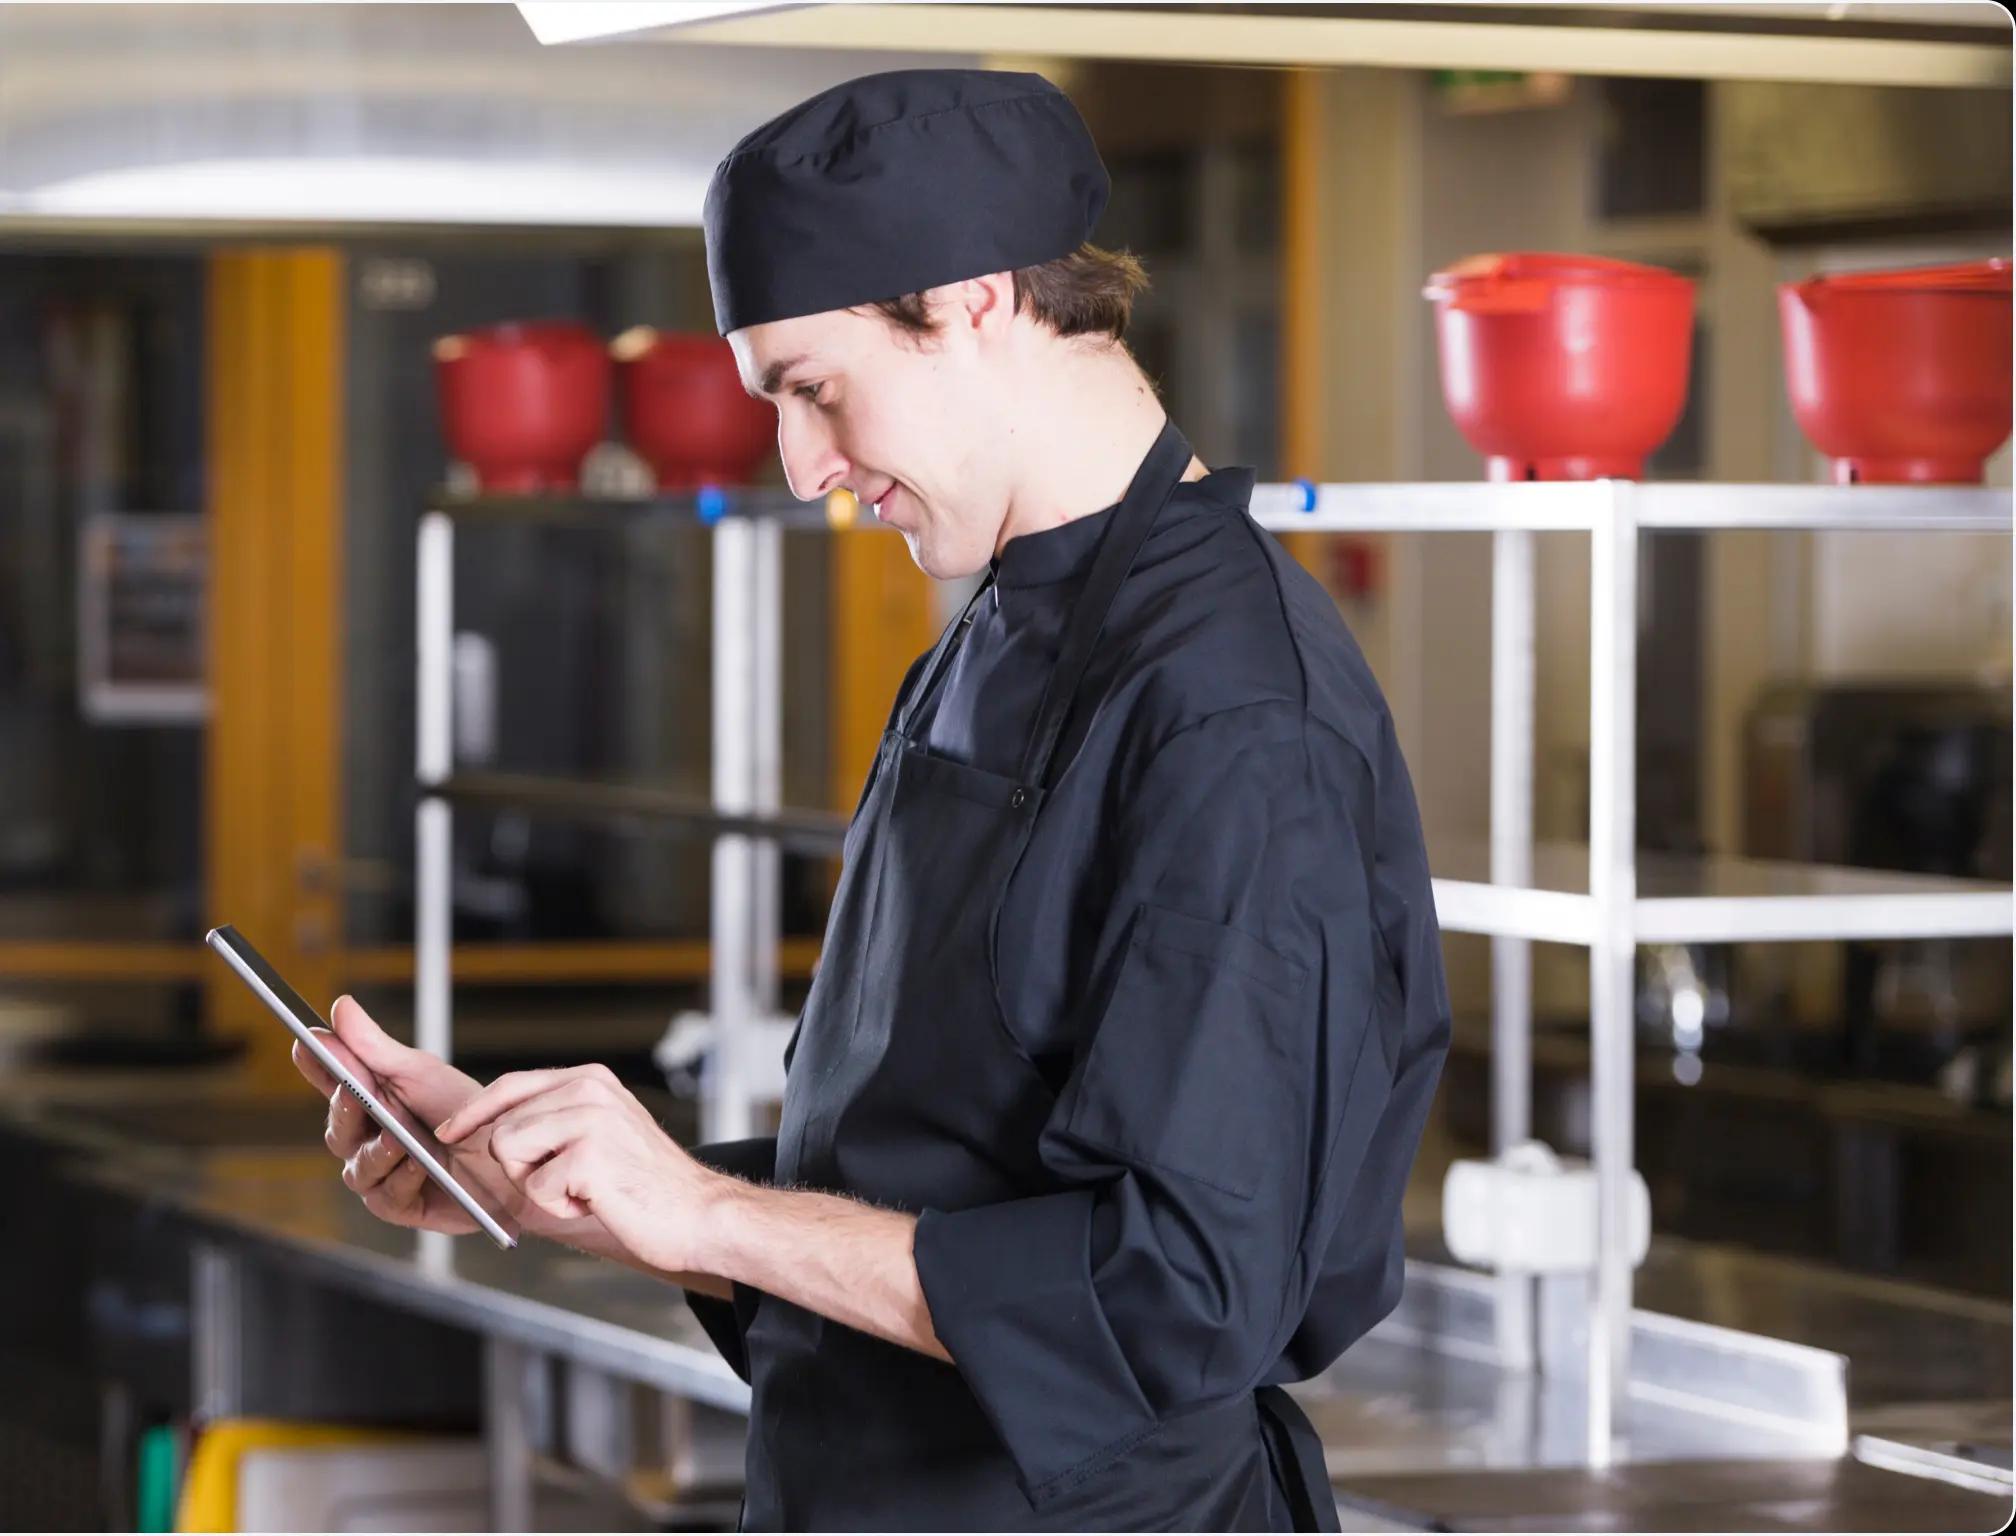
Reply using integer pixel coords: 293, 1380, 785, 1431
904, 533, 987, 584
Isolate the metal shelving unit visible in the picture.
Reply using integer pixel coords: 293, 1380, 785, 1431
416, 491, 811, 1150
416, 478, 2013, 1469
1252, 479, 2011, 1469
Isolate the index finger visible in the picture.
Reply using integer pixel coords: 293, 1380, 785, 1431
435, 1065, 607, 1144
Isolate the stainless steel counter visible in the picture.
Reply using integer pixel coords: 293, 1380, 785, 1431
3, 1069, 746, 1409
1321, 1454, 2012, 1532
5, 1067, 2010, 1530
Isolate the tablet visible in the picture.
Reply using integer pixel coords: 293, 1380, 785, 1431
205, 925, 519, 1249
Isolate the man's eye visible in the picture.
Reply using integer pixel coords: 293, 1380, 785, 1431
795, 384, 829, 406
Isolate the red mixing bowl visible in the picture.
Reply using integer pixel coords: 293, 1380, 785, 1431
1779, 259, 2012, 485
1425, 253, 1696, 481
613, 328, 775, 491
433, 321, 609, 493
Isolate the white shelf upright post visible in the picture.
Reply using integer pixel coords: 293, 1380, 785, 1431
709, 517, 761, 1144
1489, 526, 1538, 1371
416, 511, 455, 1064
751, 518, 785, 1024
1586, 482, 1640, 1464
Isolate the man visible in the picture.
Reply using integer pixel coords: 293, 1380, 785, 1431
300, 69, 1449, 1530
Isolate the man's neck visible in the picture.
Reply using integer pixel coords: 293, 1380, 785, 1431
993, 345, 1205, 554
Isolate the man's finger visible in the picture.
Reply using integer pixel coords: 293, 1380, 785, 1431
524, 1149, 592, 1221
488, 1106, 588, 1182
328, 995, 415, 1082
291, 1038, 339, 1098
351, 1134, 408, 1193
326, 1084, 374, 1158
435, 1064, 616, 1144
305, 1025, 376, 1088
364, 1169, 476, 1235
358, 1181, 421, 1228
386, 1155, 428, 1205
302, 1026, 383, 1160
341, 1131, 393, 1189
306, 1024, 381, 1128
481, 1078, 609, 1156
350, 1141, 411, 1198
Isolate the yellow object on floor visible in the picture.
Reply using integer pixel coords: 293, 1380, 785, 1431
174, 1419, 413, 1533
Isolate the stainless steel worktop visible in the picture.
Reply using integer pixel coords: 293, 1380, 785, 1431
3, 1068, 749, 1411
6, 1067, 2011, 1530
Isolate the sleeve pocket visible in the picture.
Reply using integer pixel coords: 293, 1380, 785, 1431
1062, 903, 1309, 1201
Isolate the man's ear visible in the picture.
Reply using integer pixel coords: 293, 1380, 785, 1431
953, 272, 1017, 337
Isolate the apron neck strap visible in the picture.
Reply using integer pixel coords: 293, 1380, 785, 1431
893, 569, 996, 741
1017, 416, 1194, 789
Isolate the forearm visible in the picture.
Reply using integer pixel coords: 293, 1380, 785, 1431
695, 1179, 949, 1361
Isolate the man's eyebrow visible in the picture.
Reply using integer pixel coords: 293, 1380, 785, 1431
752, 354, 813, 399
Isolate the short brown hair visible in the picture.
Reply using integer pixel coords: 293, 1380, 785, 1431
862, 243, 1150, 344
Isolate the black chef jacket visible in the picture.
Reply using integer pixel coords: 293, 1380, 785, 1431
687, 466, 1451, 1525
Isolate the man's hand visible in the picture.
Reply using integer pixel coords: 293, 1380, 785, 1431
291, 1000, 733, 1298
289, 996, 494, 1235
435, 1066, 727, 1277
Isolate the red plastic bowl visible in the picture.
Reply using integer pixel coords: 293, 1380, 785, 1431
1425, 253, 1696, 481
613, 328, 775, 491
1779, 260, 2012, 485
433, 321, 609, 493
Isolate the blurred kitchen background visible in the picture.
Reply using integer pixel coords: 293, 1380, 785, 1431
0, 3, 2010, 1531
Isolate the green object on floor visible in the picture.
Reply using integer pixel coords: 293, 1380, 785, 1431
135, 1424, 179, 1533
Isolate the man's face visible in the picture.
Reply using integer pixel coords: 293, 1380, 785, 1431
730, 295, 1006, 580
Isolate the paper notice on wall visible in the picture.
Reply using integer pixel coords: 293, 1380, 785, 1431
78, 512, 207, 724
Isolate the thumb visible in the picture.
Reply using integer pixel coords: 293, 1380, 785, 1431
329, 995, 413, 1079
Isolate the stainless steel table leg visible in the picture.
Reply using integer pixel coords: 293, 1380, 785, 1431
190, 1241, 244, 1424
484, 1336, 539, 1531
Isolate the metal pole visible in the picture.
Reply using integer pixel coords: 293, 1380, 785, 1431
708, 519, 757, 1144
190, 1242, 244, 1424
416, 512, 455, 1065
751, 519, 784, 1019
1490, 527, 1537, 1371
1586, 483, 1639, 1465
481, 1337, 538, 1533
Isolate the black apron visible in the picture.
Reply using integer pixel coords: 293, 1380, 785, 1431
740, 419, 1339, 1531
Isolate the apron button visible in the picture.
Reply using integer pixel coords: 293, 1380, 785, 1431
1010, 787, 1029, 809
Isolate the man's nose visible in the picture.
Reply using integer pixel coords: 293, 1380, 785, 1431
777, 411, 849, 501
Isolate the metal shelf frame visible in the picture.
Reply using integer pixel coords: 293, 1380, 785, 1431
416, 478, 2013, 1471
1253, 479, 2010, 1472
416, 505, 797, 1147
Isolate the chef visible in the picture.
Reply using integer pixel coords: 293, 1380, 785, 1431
303, 68, 1450, 1532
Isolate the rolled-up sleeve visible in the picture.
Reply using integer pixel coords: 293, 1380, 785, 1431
914, 706, 1390, 1505
684, 1136, 777, 1382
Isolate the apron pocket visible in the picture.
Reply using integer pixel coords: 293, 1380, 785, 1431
1063, 902, 1309, 1201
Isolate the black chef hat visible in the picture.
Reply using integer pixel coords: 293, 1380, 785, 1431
704, 68, 1109, 336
